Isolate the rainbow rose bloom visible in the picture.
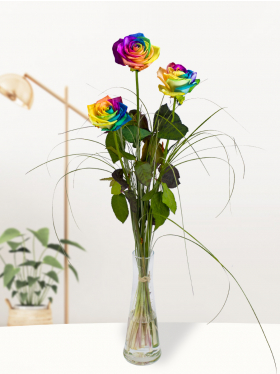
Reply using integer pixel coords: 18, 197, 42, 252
157, 63, 200, 104
112, 33, 160, 72
87, 95, 132, 132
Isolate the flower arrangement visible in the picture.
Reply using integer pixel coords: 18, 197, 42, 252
0, 227, 84, 306
29, 32, 276, 368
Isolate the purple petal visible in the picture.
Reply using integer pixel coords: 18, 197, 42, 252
112, 39, 125, 65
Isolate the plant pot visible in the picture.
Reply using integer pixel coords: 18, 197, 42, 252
5, 299, 53, 326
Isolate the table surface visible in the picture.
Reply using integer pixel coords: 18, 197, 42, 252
0, 323, 279, 373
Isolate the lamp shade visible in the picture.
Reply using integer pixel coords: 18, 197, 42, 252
0, 74, 33, 109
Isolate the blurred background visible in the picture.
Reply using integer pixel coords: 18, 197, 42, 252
0, 1, 279, 325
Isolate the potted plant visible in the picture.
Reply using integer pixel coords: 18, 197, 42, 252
0, 227, 84, 326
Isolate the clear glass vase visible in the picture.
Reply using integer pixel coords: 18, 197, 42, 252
123, 251, 161, 365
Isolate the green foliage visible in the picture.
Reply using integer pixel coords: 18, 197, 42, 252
16, 280, 28, 289
142, 182, 159, 202
27, 276, 39, 287
3, 264, 20, 287
154, 104, 188, 140
9, 247, 30, 253
120, 150, 136, 160
106, 131, 122, 163
162, 183, 177, 214
69, 264, 79, 282
38, 280, 45, 289
19, 261, 41, 269
111, 194, 129, 223
48, 243, 70, 258
151, 192, 170, 230
161, 165, 180, 189
112, 169, 129, 190
45, 271, 59, 283
27, 228, 49, 247
43, 256, 63, 270
60, 239, 86, 252
0, 228, 21, 244
135, 162, 152, 187
7, 241, 22, 251
12, 290, 17, 298
20, 293, 27, 302
122, 124, 150, 143
111, 181, 122, 195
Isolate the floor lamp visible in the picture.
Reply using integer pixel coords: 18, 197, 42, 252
0, 73, 88, 324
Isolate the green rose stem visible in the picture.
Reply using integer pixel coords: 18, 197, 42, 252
163, 97, 176, 162
113, 131, 129, 184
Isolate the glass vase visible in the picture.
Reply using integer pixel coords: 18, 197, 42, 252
123, 250, 161, 365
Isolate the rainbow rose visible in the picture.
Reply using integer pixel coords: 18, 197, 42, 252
87, 95, 132, 132
112, 33, 160, 72
157, 63, 200, 104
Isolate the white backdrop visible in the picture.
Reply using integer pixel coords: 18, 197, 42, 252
0, 1, 279, 326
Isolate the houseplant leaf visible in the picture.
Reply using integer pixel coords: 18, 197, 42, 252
20, 292, 27, 302
69, 264, 79, 282
3, 264, 20, 287
111, 181, 122, 195
60, 239, 86, 252
43, 256, 63, 270
48, 243, 70, 258
44, 271, 59, 283
27, 276, 40, 287
16, 280, 28, 289
124, 190, 137, 213
0, 228, 21, 244
162, 183, 177, 214
38, 280, 45, 289
112, 169, 129, 190
27, 228, 49, 247
12, 290, 17, 298
19, 260, 42, 269
9, 247, 31, 253
7, 241, 22, 251
111, 194, 129, 223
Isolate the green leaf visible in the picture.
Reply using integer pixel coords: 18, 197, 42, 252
9, 247, 31, 253
19, 261, 42, 269
27, 228, 49, 247
47, 243, 70, 258
151, 192, 170, 230
106, 132, 123, 164
112, 169, 129, 190
0, 228, 21, 244
111, 181, 122, 195
154, 104, 188, 140
60, 239, 86, 252
162, 183, 177, 214
122, 125, 151, 143
12, 290, 17, 298
7, 277, 15, 290
38, 280, 45, 289
44, 271, 59, 283
120, 150, 136, 160
0, 272, 3, 278
7, 241, 22, 251
27, 276, 40, 287
3, 264, 20, 287
16, 280, 28, 289
111, 194, 129, 223
142, 182, 159, 202
43, 256, 63, 270
128, 111, 150, 131
48, 297, 53, 303
35, 291, 41, 296
135, 162, 153, 187
69, 264, 79, 282
47, 284, 57, 294
124, 190, 137, 213
20, 292, 27, 302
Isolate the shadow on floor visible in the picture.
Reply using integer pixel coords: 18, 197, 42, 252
159, 323, 198, 363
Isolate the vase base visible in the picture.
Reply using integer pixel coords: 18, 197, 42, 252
123, 348, 161, 366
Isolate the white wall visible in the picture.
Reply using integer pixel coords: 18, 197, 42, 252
0, 1, 279, 326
